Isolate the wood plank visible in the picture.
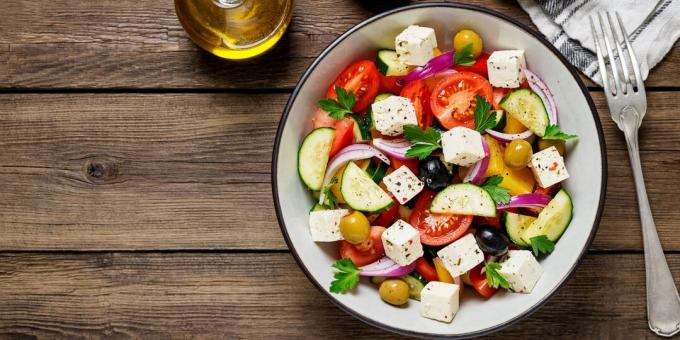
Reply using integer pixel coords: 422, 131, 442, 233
0, 0, 678, 89
0, 92, 679, 251
0, 252, 669, 339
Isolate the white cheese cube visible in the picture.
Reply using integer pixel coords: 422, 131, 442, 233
395, 25, 437, 66
487, 50, 526, 88
371, 96, 418, 136
529, 146, 569, 188
437, 233, 484, 277
381, 219, 423, 266
440, 127, 486, 167
420, 281, 460, 323
382, 165, 424, 205
308, 209, 348, 242
498, 250, 544, 293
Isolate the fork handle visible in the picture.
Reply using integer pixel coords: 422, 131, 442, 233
620, 106, 680, 337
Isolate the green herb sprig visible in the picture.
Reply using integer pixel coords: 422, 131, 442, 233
318, 85, 356, 120
480, 175, 511, 205
404, 125, 442, 160
329, 258, 361, 293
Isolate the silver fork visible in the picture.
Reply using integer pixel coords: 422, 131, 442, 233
591, 12, 680, 337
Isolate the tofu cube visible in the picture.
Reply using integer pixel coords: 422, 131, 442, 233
498, 250, 544, 293
371, 96, 418, 136
441, 127, 486, 167
381, 219, 423, 266
487, 50, 526, 88
395, 25, 438, 66
529, 146, 569, 188
437, 233, 484, 277
382, 165, 424, 204
420, 281, 460, 323
308, 209, 348, 242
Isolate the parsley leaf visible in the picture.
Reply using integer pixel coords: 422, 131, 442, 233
329, 258, 361, 293
318, 85, 356, 120
543, 124, 577, 140
322, 177, 339, 209
403, 124, 442, 160
473, 95, 497, 132
480, 175, 511, 205
529, 235, 555, 256
454, 43, 476, 66
485, 262, 510, 289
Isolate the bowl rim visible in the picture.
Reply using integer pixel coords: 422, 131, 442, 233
271, 2, 607, 338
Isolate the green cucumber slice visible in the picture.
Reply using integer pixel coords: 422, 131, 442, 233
351, 113, 373, 142
298, 127, 335, 191
376, 49, 410, 76
491, 110, 506, 131
430, 183, 497, 217
503, 212, 536, 247
373, 93, 393, 103
521, 189, 573, 244
340, 161, 393, 213
500, 89, 550, 137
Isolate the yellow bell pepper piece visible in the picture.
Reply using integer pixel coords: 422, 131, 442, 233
483, 135, 505, 177
433, 48, 442, 57
504, 114, 529, 134
433, 257, 455, 284
500, 166, 535, 195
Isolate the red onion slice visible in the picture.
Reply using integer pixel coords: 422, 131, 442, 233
523, 68, 557, 124
318, 144, 390, 205
359, 257, 416, 277
484, 129, 534, 143
463, 137, 490, 185
497, 193, 552, 210
372, 138, 417, 161
400, 51, 454, 85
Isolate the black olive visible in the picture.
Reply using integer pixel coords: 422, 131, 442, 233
418, 157, 450, 191
475, 226, 509, 257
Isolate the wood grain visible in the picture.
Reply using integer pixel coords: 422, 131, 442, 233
0, 0, 678, 89
0, 252, 669, 339
0, 92, 679, 251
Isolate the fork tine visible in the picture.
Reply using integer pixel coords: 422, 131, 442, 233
607, 12, 631, 93
598, 12, 622, 96
590, 16, 612, 96
616, 11, 644, 90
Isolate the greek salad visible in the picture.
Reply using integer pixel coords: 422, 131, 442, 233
298, 25, 577, 323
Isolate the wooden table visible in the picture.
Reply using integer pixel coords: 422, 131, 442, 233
1, 0, 679, 338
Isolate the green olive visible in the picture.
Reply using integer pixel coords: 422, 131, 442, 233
453, 29, 483, 58
339, 211, 370, 244
537, 139, 566, 156
503, 139, 533, 168
379, 279, 410, 306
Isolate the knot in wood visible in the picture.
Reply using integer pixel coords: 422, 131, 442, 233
85, 158, 120, 182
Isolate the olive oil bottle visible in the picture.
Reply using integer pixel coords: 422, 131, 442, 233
175, 0, 293, 60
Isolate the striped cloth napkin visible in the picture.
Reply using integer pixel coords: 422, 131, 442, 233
517, 0, 680, 85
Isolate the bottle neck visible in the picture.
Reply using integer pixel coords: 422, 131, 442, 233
212, 0, 243, 8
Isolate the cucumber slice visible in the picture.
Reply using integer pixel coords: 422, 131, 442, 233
351, 113, 373, 142
298, 127, 335, 191
430, 184, 496, 217
400, 274, 425, 301
310, 203, 326, 212
521, 189, 573, 244
373, 93, 393, 103
491, 110, 506, 131
341, 161, 393, 213
500, 89, 549, 137
503, 212, 536, 247
365, 159, 389, 183
376, 50, 410, 76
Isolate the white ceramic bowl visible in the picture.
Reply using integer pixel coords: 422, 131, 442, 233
272, 3, 606, 338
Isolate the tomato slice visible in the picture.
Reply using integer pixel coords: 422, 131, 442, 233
453, 52, 490, 78
326, 60, 381, 113
414, 257, 439, 282
329, 118, 354, 158
400, 80, 433, 130
468, 263, 498, 298
430, 71, 493, 130
373, 197, 399, 226
410, 189, 474, 246
390, 157, 419, 177
338, 226, 386, 266
379, 74, 405, 94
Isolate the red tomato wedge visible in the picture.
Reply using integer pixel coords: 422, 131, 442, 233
453, 52, 490, 78
414, 257, 439, 282
492, 87, 510, 110
329, 118, 354, 158
469, 263, 499, 298
390, 156, 419, 177
410, 189, 474, 246
430, 71, 493, 130
400, 80, 433, 130
326, 60, 380, 113
338, 226, 386, 267
379, 74, 405, 94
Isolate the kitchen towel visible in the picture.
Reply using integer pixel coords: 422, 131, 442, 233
517, 0, 680, 85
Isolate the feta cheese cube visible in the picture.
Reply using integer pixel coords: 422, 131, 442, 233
382, 165, 424, 204
395, 25, 438, 66
308, 209, 348, 242
381, 219, 423, 266
371, 96, 418, 136
487, 50, 526, 88
437, 233, 484, 277
440, 127, 486, 167
529, 146, 569, 188
420, 281, 460, 323
498, 250, 544, 293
